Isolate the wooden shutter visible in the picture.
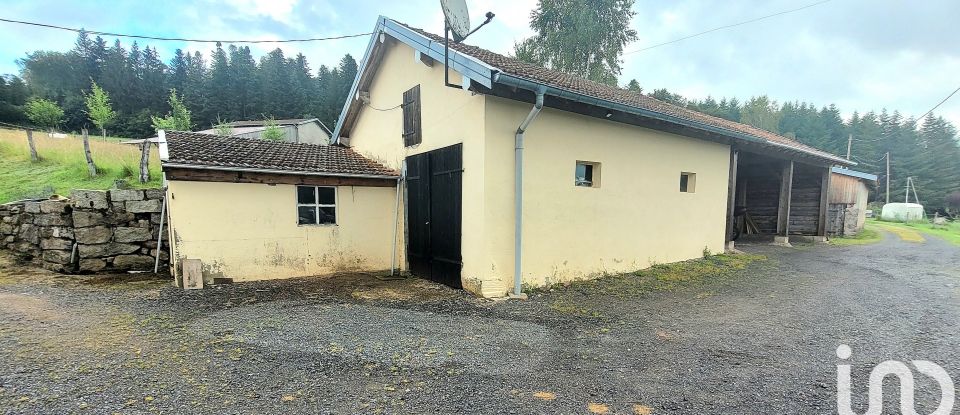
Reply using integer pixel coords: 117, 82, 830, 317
402, 85, 422, 147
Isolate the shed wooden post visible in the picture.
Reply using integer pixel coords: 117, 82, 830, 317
725, 149, 739, 247
817, 167, 832, 237
776, 160, 794, 238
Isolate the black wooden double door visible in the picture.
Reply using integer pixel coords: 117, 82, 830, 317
405, 144, 463, 288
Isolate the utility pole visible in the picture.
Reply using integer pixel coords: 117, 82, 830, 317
846, 134, 852, 160
905, 177, 910, 203
885, 152, 890, 205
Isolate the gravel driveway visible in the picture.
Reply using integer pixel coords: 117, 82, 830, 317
1, 231, 958, 414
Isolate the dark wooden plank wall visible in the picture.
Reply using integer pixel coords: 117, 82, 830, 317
739, 163, 781, 234
788, 164, 824, 235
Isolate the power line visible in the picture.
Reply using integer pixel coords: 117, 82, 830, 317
625, 0, 833, 55
0, 17, 371, 44
364, 103, 402, 112
917, 85, 960, 120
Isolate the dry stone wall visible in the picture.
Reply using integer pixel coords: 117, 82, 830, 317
0, 188, 168, 273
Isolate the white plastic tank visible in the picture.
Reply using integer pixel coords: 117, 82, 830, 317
880, 203, 925, 222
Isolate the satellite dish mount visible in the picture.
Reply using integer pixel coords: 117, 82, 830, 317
440, 0, 494, 88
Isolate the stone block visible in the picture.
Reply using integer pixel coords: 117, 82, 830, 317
125, 199, 162, 213
23, 202, 41, 213
34, 213, 70, 227
78, 243, 140, 258
72, 211, 106, 227
40, 226, 73, 239
150, 213, 162, 224
75, 226, 112, 244
113, 254, 155, 269
149, 249, 169, 261
2, 215, 15, 223
111, 212, 136, 225
18, 224, 39, 244
42, 249, 73, 265
109, 189, 144, 202
114, 227, 152, 243
78, 258, 107, 272
70, 190, 109, 210
39, 200, 70, 214
40, 238, 73, 251
144, 188, 164, 200
0, 222, 15, 235
4, 235, 14, 244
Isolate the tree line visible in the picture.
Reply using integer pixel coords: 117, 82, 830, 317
0, 31, 357, 138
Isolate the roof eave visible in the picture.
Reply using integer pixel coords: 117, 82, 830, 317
332, 17, 498, 143
161, 162, 400, 180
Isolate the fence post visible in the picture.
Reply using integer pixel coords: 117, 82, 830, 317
26, 129, 39, 162
82, 128, 97, 177
139, 139, 151, 183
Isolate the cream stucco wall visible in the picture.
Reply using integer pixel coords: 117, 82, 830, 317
481, 97, 731, 291
345, 38, 492, 293
166, 180, 400, 283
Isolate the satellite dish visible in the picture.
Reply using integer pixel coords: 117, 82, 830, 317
440, 0, 471, 42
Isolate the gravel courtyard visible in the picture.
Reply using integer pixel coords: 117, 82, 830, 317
1, 231, 958, 414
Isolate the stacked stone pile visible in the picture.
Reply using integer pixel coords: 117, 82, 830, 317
0, 188, 168, 273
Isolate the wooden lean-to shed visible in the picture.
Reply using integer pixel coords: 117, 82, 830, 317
827, 167, 877, 236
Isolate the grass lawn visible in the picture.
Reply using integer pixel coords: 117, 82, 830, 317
831, 225, 883, 246
0, 128, 161, 203
870, 219, 960, 246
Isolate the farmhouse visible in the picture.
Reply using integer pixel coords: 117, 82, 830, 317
160, 17, 853, 298
195, 118, 332, 145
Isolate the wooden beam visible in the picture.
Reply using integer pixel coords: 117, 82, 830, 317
777, 160, 794, 236
817, 166, 832, 236
164, 167, 397, 187
725, 148, 739, 242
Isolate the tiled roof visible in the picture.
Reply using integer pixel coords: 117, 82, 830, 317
162, 131, 398, 177
398, 21, 846, 163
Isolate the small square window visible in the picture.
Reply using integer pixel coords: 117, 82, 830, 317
575, 161, 600, 187
680, 172, 696, 193
297, 186, 337, 225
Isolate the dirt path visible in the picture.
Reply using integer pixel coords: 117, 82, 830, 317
0, 235, 958, 414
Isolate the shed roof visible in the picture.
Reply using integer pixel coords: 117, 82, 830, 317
334, 17, 851, 165
831, 166, 878, 182
227, 118, 319, 127
161, 131, 398, 178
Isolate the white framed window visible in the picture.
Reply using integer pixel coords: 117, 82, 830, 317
575, 161, 601, 187
297, 186, 336, 225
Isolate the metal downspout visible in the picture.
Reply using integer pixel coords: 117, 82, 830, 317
514, 90, 545, 297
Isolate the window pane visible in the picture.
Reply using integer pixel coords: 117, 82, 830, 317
298, 206, 317, 225
680, 174, 689, 192
297, 186, 316, 204
317, 187, 336, 205
318, 207, 336, 224
575, 163, 593, 187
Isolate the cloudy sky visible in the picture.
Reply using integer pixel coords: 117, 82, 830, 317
2, 0, 958, 126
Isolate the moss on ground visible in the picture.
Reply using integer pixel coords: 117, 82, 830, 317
543, 253, 767, 316
831, 226, 883, 246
